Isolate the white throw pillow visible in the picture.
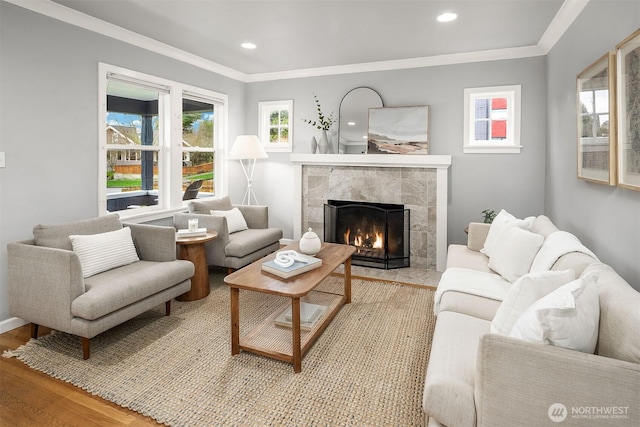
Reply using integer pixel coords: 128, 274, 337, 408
70, 227, 140, 278
510, 271, 600, 353
481, 209, 534, 257
210, 207, 248, 233
488, 226, 544, 282
491, 269, 576, 335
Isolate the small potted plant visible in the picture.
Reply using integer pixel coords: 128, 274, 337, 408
303, 94, 335, 153
482, 209, 497, 224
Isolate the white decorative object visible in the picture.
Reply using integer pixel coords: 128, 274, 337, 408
318, 130, 329, 154
310, 136, 318, 154
299, 227, 322, 255
188, 218, 198, 232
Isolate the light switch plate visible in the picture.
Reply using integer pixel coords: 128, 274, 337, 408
0, 152, 5, 168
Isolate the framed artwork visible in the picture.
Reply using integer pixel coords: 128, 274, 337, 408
576, 52, 617, 185
258, 100, 293, 152
616, 28, 640, 191
367, 106, 429, 154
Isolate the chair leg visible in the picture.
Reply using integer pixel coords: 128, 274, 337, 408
165, 300, 171, 316
82, 337, 90, 360
30, 323, 39, 339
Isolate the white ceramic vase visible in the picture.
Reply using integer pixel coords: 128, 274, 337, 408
318, 130, 329, 154
299, 227, 322, 255
310, 136, 318, 154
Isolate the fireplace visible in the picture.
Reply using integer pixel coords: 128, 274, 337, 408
324, 200, 410, 269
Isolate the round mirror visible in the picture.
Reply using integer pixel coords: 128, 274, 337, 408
338, 87, 383, 154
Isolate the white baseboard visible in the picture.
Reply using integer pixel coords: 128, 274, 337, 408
0, 317, 28, 334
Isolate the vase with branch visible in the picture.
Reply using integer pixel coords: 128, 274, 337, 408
303, 94, 335, 153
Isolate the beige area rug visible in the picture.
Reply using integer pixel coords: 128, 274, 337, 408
4, 276, 436, 427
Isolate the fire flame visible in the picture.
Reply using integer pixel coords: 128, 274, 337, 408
344, 228, 383, 249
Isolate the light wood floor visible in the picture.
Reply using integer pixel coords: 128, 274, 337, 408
0, 324, 159, 427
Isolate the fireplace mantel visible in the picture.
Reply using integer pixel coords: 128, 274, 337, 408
291, 154, 452, 271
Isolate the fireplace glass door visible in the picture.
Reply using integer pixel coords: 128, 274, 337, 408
324, 200, 409, 269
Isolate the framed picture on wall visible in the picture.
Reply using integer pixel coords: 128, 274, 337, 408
367, 106, 429, 154
616, 28, 640, 191
576, 52, 617, 185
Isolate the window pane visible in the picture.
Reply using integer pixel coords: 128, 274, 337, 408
579, 92, 594, 113
270, 127, 278, 142
106, 149, 159, 212
475, 121, 489, 140
475, 99, 490, 119
491, 120, 507, 140
280, 109, 289, 125
594, 90, 609, 114
270, 110, 279, 125
182, 97, 214, 198
281, 127, 289, 142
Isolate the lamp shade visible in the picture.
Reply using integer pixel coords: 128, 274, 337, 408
229, 135, 268, 160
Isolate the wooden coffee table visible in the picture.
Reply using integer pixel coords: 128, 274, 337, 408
224, 242, 356, 372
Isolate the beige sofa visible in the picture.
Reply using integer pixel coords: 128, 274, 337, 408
423, 215, 640, 426
7, 215, 195, 359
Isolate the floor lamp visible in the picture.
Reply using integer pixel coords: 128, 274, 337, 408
229, 135, 269, 205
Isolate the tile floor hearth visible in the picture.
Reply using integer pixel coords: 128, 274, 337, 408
334, 264, 441, 288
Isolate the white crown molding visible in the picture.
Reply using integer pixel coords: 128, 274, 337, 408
6, 0, 588, 83
4, 0, 248, 82
537, 0, 590, 54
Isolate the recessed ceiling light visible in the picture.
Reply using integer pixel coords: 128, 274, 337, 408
347, 121, 356, 126
437, 12, 458, 23
241, 42, 257, 49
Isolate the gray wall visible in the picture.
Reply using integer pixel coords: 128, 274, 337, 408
546, 0, 640, 289
0, 2, 245, 326
245, 57, 548, 246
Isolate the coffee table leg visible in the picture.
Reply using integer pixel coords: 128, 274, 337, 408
231, 287, 240, 355
344, 257, 352, 304
292, 297, 302, 373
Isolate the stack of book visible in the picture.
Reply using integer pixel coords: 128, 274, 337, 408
261, 255, 322, 279
176, 228, 208, 238
274, 302, 328, 331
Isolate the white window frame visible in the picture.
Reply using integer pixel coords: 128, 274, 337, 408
258, 100, 293, 152
98, 63, 228, 221
463, 85, 521, 154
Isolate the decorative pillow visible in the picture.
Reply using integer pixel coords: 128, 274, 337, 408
491, 269, 576, 335
210, 207, 248, 233
481, 209, 535, 257
69, 227, 140, 278
488, 226, 544, 282
510, 271, 600, 353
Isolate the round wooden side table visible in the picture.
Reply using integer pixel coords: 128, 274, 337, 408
175, 232, 218, 301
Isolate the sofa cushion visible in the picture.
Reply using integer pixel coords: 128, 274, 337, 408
587, 263, 640, 364
423, 311, 490, 427
210, 207, 248, 233
225, 228, 283, 258
530, 215, 559, 237
70, 227, 140, 278
488, 226, 543, 282
491, 269, 576, 335
72, 260, 194, 320
481, 210, 534, 257
510, 271, 600, 353
33, 214, 122, 250
189, 196, 233, 214
445, 244, 493, 273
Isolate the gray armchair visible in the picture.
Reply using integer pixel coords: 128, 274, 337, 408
174, 196, 282, 272
7, 215, 194, 359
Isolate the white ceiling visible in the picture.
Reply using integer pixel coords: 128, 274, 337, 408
44, 0, 575, 78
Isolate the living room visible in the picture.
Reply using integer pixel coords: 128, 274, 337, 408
0, 0, 639, 425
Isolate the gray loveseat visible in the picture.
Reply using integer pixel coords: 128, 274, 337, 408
174, 196, 282, 272
423, 215, 640, 426
7, 214, 194, 359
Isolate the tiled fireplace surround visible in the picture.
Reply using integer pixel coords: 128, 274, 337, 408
291, 154, 452, 271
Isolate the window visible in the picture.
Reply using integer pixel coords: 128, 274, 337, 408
463, 85, 521, 153
99, 64, 227, 219
258, 100, 293, 152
